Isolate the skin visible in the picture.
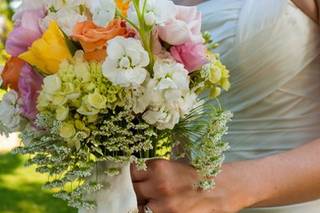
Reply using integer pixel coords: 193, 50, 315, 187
132, 139, 320, 212
131, 1, 320, 213
292, 0, 319, 23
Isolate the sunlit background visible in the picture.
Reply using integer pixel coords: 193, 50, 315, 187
0, 1, 76, 212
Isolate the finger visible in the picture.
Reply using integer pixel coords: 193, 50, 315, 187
138, 205, 144, 213
133, 181, 156, 200
146, 200, 166, 213
131, 163, 150, 182
137, 198, 148, 206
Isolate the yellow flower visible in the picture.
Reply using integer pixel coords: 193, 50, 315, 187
56, 105, 69, 121
87, 90, 107, 110
19, 21, 72, 75
60, 122, 76, 139
116, 0, 131, 16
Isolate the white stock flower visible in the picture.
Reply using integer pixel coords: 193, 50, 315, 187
41, 7, 87, 35
128, 0, 175, 26
87, 0, 116, 27
153, 59, 189, 102
46, 0, 65, 10
46, 0, 87, 10
178, 91, 198, 116
133, 59, 196, 130
132, 79, 162, 114
143, 105, 180, 130
0, 90, 22, 131
102, 37, 149, 87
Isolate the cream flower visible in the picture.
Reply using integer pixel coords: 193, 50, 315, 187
132, 79, 161, 114
41, 7, 87, 36
178, 91, 198, 116
46, 0, 87, 10
133, 60, 195, 130
56, 105, 69, 121
128, 0, 175, 26
87, 0, 116, 27
77, 90, 107, 116
102, 37, 149, 87
60, 121, 76, 139
0, 90, 22, 131
143, 105, 180, 130
153, 59, 189, 102
43, 74, 62, 94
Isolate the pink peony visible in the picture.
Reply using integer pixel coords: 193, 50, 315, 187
170, 41, 208, 73
158, 6, 203, 45
18, 64, 43, 121
6, 8, 45, 57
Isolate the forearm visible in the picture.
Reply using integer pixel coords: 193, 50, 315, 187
235, 138, 320, 208
292, 0, 318, 23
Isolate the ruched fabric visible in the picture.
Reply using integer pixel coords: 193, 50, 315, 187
198, 0, 320, 212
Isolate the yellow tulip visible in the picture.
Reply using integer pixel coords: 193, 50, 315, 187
19, 21, 72, 75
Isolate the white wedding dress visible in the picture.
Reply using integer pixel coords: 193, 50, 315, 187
198, 0, 320, 212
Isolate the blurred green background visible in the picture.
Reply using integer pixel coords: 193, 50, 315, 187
0, 1, 76, 212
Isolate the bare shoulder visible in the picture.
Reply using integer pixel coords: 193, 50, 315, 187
291, 0, 319, 23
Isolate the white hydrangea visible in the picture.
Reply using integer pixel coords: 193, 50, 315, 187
102, 37, 149, 87
0, 90, 22, 131
86, 0, 116, 27
128, 0, 175, 26
132, 59, 198, 130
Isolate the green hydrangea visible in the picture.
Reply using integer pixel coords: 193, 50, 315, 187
191, 52, 231, 98
37, 51, 130, 143
191, 33, 231, 98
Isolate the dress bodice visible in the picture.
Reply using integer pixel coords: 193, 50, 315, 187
198, 0, 320, 162
198, 0, 320, 212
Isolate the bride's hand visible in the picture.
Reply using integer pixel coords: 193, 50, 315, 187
131, 159, 259, 213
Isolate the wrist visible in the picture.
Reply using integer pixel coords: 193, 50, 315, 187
223, 160, 272, 209
238, 158, 276, 208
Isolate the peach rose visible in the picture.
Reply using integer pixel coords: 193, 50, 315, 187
72, 19, 135, 62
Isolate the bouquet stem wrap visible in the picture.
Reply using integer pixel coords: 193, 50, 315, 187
79, 162, 138, 213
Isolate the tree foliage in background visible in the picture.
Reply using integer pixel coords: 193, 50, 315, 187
0, 0, 14, 65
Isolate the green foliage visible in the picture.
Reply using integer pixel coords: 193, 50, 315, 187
0, 153, 76, 213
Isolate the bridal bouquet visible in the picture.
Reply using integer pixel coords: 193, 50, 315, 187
0, 0, 232, 212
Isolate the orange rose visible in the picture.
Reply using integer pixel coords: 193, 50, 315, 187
72, 19, 135, 62
116, 0, 131, 16
1, 57, 26, 91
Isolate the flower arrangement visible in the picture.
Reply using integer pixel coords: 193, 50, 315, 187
0, 0, 232, 212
